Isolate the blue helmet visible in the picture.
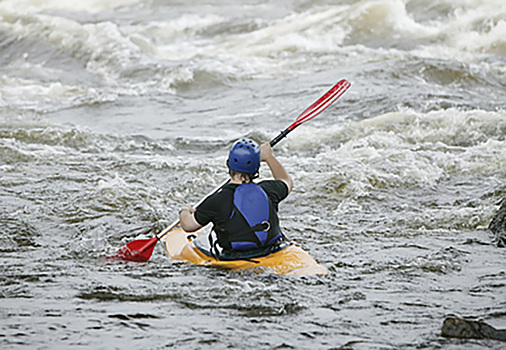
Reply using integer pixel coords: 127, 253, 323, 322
227, 138, 261, 174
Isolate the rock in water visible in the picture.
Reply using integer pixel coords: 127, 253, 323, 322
441, 316, 506, 342
489, 198, 506, 247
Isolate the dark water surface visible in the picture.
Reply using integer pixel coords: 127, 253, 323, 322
1, 0, 505, 349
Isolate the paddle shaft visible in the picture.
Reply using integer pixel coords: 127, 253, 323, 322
269, 122, 302, 147
269, 128, 291, 148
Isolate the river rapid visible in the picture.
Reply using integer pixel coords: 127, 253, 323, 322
1, 0, 505, 349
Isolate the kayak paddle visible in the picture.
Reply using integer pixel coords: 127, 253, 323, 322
106, 79, 351, 262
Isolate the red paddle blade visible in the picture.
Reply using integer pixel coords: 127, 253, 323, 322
105, 237, 158, 262
290, 79, 351, 130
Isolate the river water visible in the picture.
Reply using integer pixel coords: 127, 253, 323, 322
1, 0, 505, 349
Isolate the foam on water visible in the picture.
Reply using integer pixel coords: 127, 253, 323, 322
1, 0, 504, 112
283, 108, 505, 239
289, 108, 506, 183
1, 1, 505, 349
0, 0, 141, 14
411, 0, 506, 62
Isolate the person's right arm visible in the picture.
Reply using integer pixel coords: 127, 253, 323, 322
260, 142, 293, 194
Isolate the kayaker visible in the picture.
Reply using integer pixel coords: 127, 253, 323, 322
179, 138, 293, 259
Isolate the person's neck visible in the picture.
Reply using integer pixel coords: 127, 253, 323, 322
230, 175, 251, 184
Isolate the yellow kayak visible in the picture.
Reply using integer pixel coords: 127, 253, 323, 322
164, 228, 328, 276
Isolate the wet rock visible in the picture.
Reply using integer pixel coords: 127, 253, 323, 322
441, 316, 506, 342
489, 198, 506, 247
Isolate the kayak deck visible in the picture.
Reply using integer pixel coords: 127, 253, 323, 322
165, 228, 328, 276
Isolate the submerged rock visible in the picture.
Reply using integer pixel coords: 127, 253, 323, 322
441, 316, 506, 342
489, 198, 506, 247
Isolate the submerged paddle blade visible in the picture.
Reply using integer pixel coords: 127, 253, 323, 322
106, 237, 158, 262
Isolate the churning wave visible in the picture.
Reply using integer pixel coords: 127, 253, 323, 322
1, 0, 504, 113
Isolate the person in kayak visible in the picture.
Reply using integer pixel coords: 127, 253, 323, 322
179, 138, 293, 260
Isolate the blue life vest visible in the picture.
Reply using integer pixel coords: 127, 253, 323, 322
229, 183, 278, 251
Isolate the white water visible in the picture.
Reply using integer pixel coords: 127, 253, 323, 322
1, 1, 505, 349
